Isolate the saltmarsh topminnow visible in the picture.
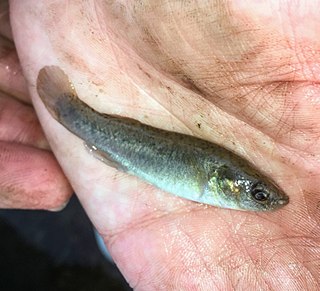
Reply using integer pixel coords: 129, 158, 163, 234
36, 66, 289, 211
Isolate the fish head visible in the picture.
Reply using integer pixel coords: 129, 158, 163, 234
210, 165, 289, 211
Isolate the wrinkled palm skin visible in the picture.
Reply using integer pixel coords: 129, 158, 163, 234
1, 1, 320, 290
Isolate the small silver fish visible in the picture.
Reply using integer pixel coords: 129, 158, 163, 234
36, 66, 289, 211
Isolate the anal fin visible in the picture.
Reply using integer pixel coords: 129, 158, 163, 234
84, 142, 127, 172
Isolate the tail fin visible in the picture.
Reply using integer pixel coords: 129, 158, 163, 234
36, 66, 77, 119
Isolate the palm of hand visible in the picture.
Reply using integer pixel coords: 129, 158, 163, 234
10, 1, 320, 289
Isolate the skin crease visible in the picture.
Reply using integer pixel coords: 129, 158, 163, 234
6, 0, 320, 289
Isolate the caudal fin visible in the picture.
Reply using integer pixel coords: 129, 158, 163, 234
36, 66, 77, 119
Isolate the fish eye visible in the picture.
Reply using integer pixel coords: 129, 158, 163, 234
251, 183, 269, 202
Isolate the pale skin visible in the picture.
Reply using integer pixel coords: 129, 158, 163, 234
1, 0, 320, 289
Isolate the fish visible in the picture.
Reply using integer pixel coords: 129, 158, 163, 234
36, 65, 289, 211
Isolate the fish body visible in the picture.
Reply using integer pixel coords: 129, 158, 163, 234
37, 66, 289, 211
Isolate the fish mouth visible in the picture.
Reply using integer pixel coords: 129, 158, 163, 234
268, 195, 289, 210
277, 196, 289, 206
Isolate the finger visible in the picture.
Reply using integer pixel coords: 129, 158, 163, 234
0, 0, 12, 40
0, 91, 49, 148
0, 35, 30, 103
0, 141, 72, 210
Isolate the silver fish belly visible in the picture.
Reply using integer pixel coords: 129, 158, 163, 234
36, 66, 289, 211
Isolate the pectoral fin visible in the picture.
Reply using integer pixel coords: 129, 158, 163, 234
84, 142, 127, 172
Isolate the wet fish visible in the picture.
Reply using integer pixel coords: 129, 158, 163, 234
36, 66, 289, 211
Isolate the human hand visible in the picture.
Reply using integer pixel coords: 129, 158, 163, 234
0, 0, 72, 209
10, 0, 320, 289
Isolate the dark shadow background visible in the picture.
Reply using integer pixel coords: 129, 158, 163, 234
0, 195, 132, 291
